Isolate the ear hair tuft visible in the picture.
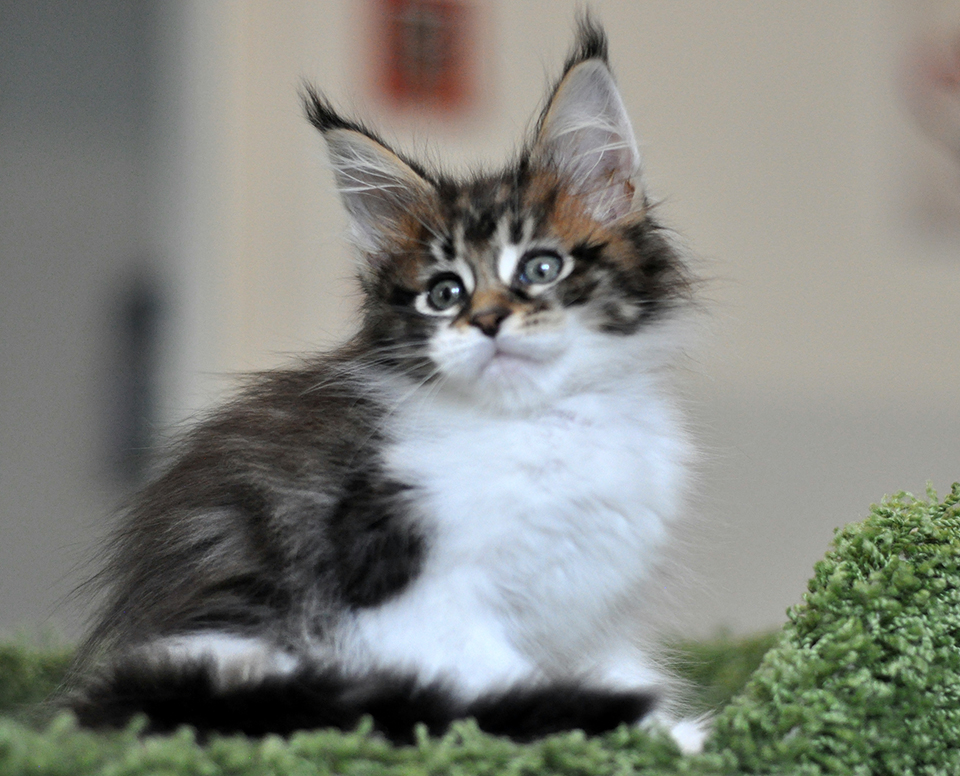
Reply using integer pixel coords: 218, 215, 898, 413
301, 84, 436, 186
301, 84, 364, 134
563, 12, 609, 72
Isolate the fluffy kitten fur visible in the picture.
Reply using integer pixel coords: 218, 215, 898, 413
66, 19, 702, 749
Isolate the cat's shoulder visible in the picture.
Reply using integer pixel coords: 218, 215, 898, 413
202, 353, 387, 436
147, 353, 393, 495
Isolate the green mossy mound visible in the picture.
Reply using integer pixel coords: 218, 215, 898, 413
1, 484, 957, 775
711, 483, 960, 775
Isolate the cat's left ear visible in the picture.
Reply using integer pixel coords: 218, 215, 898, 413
532, 59, 642, 223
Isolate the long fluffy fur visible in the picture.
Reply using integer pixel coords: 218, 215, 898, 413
65, 18, 701, 747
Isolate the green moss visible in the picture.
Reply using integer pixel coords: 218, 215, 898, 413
0, 638, 72, 719
0, 713, 700, 776
1, 484, 958, 775
668, 631, 781, 715
711, 483, 960, 775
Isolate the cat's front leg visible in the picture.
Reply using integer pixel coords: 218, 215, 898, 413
590, 646, 711, 754
345, 570, 544, 697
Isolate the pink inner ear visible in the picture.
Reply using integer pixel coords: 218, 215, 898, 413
579, 165, 636, 224
533, 60, 642, 224
609, 179, 637, 220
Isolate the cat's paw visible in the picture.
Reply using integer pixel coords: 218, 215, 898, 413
667, 715, 711, 754
641, 711, 712, 754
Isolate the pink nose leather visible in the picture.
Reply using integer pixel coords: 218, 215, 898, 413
470, 306, 511, 337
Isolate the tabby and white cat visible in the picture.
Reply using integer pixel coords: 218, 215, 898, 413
67, 19, 703, 750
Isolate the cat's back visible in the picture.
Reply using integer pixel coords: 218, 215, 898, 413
85, 351, 394, 652
149, 352, 388, 502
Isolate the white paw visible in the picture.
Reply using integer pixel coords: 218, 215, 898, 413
641, 711, 711, 754
667, 715, 711, 754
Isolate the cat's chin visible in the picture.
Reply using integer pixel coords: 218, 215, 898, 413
438, 356, 554, 413
482, 349, 543, 381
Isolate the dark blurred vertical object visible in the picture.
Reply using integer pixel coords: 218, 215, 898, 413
105, 270, 164, 485
373, 0, 476, 114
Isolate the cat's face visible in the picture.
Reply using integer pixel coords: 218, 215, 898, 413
358, 173, 687, 411
306, 45, 690, 411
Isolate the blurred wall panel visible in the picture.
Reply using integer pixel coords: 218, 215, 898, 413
0, 0, 158, 637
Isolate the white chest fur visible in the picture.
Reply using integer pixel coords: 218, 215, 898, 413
345, 380, 690, 696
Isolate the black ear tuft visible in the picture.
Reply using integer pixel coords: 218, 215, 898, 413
301, 84, 369, 135
563, 12, 609, 73
300, 83, 438, 261
300, 82, 436, 187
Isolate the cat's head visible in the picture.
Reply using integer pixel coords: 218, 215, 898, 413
305, 18, 692, 412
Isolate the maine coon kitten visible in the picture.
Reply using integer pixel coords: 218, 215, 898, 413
66, 19, 703, 750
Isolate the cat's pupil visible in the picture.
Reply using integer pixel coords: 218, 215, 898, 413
520, 252, 563, 285
427, 275, 465, 311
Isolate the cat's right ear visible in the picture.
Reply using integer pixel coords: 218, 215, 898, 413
303, 87, 434, 259
531, 35, 642, 224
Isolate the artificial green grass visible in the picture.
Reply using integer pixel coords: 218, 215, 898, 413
1, 484, 957, 775
0, 639, 72, 720
710, 483, 960, 775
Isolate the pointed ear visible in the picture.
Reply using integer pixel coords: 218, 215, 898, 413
532, 59, 642, 223
322, 128, 434, 256
303, 87, 434, 258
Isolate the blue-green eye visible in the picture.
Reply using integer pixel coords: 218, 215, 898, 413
426, 274, 466, 311
519, 251, 564, 285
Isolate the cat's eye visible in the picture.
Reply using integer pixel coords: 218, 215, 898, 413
426, 274, 466, 312
518, 251, 564, 285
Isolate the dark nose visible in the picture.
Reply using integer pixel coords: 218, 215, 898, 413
470, 305, 511, 337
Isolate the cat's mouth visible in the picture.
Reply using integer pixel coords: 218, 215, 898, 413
430, 323, 569, 391
477, 335, 563, 380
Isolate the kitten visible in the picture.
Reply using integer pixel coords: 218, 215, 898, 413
65, 18, 703, 750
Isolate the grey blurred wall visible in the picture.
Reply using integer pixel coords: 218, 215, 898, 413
0, 1, 159, 638
1, 0, 958, 642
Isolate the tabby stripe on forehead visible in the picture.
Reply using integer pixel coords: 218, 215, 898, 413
571, 241, 606, 264
453, 224, 466, 260
430, 238, 453, 265
530, 188, 560, 238
509, 217, 525, 245
463, 209, 500, 244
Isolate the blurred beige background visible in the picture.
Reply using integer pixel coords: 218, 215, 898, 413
2, 0, 958, 642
